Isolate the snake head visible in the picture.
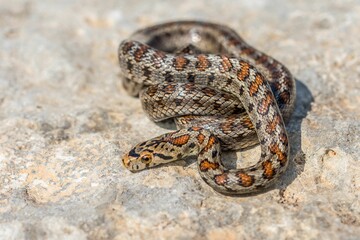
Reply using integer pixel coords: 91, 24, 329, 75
122, 147, 154, 172
122, 134, 177, 172
122, 146, 155, 172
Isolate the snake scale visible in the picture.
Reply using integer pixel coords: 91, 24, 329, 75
119, 21, 295, 195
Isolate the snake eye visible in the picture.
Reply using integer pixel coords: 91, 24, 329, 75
140, 154, 152, 164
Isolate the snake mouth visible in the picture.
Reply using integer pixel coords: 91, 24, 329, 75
130, 165, 141, 172
122, 155, 142, 172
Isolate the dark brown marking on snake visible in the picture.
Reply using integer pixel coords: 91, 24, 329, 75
278, 90, 291, 106
237, 172, 254, 187
208, 73, 215, 83
255, 54, 269, 64
153, 153, 174, 160
188, 142, 196, 149
256, 121, 262, 130
121, 41, 134, 54
269, 143, 287, 166
126, 61, 133, 74
202, 88, 217, 97
212, 149, 218, 158
134, 44, 149, 62
173, 56, 190, 71
174, 98, 183, 106
196, 55, 211, 71
213, 102, 223, 110
272, 71, 283, 80
238, 86, 244, 96
221, 29, 240, 44
164, 84, 176, 94
164, 71, 174, 82
279, 132, 288, 146
248, 103, 254, 112
249, 74, 264, 97
271, 80, 282, 90
187, 73, 195, 82
242, 116, 255, 130
262, 160, 275, 179
143, 66, 152, 79
226, 78, 233, 86
177, 44, 200, 54
145, 86, 158, 97
128, 148, 140, 158
199, 159, 220, 172
241, 47, 256, 56
155, 99, 165, 108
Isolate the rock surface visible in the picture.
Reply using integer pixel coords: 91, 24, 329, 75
0, 0, 359, 239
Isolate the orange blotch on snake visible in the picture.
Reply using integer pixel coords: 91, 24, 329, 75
242, 116, 255, 130
173, 56, 189, 71
203, 135, 217, 152
197, 133, 205, 144
164, 84, 176, 94
237, 172, 254, 187
220, 55, 232, 73
169, 134, 190, 146
258, 94, 273, 115
262, 160, 275, 179
269, 143, 287, 166
237, 62, 250, 81
196, 55, 211, 71
249, 74, 264, 96
199, 159, 220, 172
190, 126, 202, 131
214, 174, 228, 185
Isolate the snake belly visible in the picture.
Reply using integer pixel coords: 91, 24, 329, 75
119, 21, 295, 194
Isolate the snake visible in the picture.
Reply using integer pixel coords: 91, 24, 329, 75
119, 21, 295, 195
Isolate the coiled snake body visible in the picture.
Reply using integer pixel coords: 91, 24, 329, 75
119, 21, 295, 195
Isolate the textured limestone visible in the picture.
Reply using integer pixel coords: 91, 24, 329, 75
0, 0, 359, 239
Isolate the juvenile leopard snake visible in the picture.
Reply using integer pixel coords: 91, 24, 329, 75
119, 21, 295, 195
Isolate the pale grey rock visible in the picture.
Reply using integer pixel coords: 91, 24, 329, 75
0, 221, 25, 240
0, 0, 359, 239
